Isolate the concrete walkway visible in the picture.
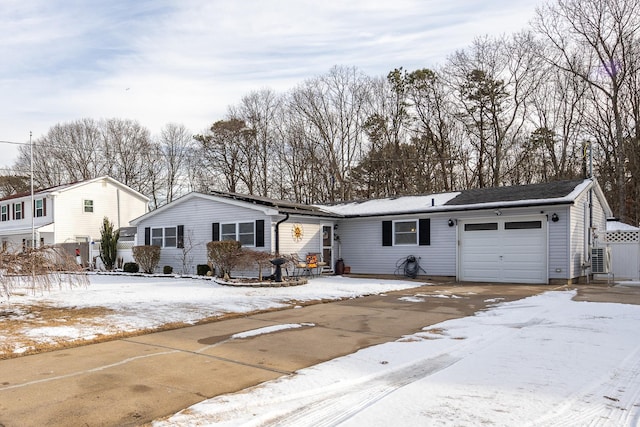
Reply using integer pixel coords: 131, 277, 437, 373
0, 283, 634, 426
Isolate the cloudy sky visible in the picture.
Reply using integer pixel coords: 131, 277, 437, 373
0, 0, 542, 169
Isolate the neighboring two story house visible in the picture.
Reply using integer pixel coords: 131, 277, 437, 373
0, 176, 148, 253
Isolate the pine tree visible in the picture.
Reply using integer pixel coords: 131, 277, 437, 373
100, 217, 119, 271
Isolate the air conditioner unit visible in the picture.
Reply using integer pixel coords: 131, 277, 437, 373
590, 247, 611, 274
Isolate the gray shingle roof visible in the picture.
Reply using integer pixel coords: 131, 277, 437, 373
444, 179, 586, 206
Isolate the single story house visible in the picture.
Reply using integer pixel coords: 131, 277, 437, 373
130, 178, 612, 285
0, 176, 149, 263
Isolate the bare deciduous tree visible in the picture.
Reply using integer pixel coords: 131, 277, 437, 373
535, 0, 640, 220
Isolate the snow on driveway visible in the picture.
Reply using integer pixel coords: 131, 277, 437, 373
155, 290, 640, 427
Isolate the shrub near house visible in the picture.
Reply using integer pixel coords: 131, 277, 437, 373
132, 245, 161, 274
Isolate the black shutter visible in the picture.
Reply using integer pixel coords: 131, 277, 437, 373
382, 221, 392, 246
255, 220, 265, 247
419, 218, 431, 246
43, 198, 47, 216
21, 202, 24, 219
212, 222, 220, 241
177, 225, 184, 248
144, 227, 150, 245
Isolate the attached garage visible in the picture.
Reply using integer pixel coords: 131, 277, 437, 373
459, 216, 547, 284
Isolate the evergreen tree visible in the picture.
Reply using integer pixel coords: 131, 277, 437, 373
100, 217, 119, 271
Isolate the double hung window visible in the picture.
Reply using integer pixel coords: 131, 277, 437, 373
220, 222, 255, 246
151, 227, 177, 247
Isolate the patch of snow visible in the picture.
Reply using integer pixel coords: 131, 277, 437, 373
318, 192, 460, 216
232, 323, 315, 339
397, 296, 425, 303
607, 221, 640, 231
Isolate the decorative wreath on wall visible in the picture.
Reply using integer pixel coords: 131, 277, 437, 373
291, 223, 304, 242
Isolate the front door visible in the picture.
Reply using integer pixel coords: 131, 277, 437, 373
321, 224, 333, 271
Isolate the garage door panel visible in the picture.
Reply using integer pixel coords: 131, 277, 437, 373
459, 217, 547, 284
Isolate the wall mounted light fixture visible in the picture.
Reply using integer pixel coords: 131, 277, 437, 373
495, 209, 502, 216
448, 219, 455, 227
551, 213, 559, 222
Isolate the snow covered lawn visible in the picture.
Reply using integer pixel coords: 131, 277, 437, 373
155, 289, 640, 427
0, 274, 422, 357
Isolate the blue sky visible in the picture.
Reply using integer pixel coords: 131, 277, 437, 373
0, 0, 542, 168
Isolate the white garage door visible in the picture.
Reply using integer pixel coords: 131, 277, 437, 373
459, 216, 547, 284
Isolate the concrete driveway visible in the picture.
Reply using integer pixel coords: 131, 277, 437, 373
0, 282, 635, 427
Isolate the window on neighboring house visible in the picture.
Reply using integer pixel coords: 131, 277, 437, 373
151, 227, 178, 248
0, 205, 7, 222
34, 199, 45, 217
14, 202, 23, 220
84, 200, 94, 213
220, 222, 255, 246
394, 220, 418, 245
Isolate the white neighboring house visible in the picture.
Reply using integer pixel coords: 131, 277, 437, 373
0, 176, 149, 257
